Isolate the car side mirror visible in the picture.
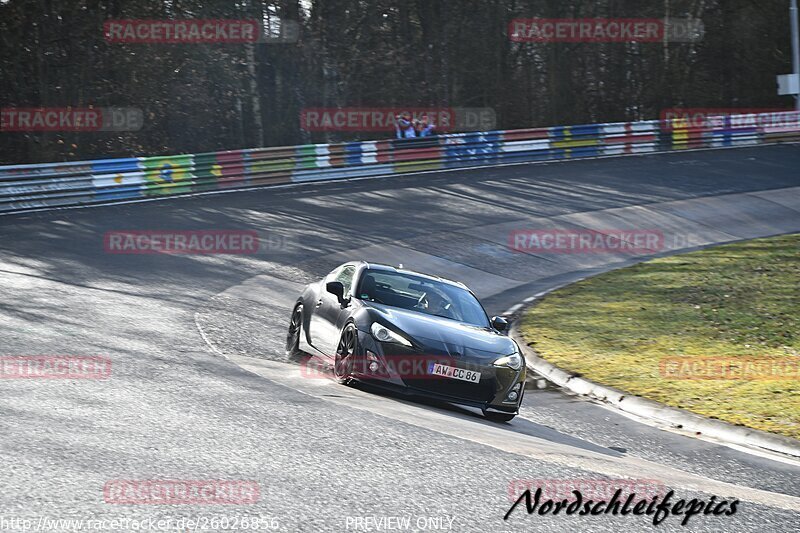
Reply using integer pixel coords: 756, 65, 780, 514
491, 316, 508, 332
326, 281, 347, 304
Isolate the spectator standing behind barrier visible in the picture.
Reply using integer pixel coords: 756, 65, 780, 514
395, 112, 416, 138
394, 114, 404, 138
418, 114, 436, 137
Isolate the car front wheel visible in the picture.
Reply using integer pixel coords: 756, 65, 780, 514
334, 323, 358, 384
286, 304, 304, 359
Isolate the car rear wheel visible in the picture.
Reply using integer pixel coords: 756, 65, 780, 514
483, 411, 516, 423
286, 304, 304, 359
334, 323, 358, 384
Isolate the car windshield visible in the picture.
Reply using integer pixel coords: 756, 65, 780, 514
355, 270, 489, 328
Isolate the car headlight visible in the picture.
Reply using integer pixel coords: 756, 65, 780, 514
370, 322, 412, 346
494, 352, 523, 370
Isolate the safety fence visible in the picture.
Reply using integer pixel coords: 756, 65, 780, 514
2, 111, 799, 214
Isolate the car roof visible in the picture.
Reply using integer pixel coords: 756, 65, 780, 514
358, 261, 468, 289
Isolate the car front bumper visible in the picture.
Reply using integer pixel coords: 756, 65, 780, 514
353, 329, 526, 414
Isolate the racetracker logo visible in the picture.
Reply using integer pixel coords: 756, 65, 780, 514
104, 230, 260, 255
0, 356, 111, 379
1, 107, 143, 132
660, 108, 800, 130
103, 480, 260, 505
299, 107, 496, 132
104, 19, 299, 44
299, 355, 478, 381
509, 230, 663, 254
508, 18, 703, 43
659, 357, 800, 380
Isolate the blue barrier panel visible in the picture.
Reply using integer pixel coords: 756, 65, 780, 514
710, 116, 759, 147
547, 126, 569, 160
91, 158, 144, 201
442, 132, 500, 168
569, 124, 602, 157
344, 142, 363, 165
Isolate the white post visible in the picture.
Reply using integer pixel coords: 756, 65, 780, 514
792, 0, 800, 110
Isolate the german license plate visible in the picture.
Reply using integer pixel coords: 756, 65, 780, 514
429, 363, 481, 383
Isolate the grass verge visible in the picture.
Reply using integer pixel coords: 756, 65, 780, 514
519, 234, 800, 439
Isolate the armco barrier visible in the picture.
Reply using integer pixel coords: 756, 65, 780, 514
2, 111, 799, 214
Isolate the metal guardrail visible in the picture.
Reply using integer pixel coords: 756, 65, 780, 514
2, 112, 799, 214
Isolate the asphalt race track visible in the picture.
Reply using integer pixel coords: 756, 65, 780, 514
2, 144, 800, 532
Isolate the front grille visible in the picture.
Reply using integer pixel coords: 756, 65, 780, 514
382, 353, 495, 403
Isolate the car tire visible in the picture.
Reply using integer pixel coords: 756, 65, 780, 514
286, 304, 305, 360
334, 323, 358, 384
483, 411, 516, 423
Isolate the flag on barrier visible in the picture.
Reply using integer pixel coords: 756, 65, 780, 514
141, 155, 194, 196
91, 158, 144, 200
248, 148, 294, 186
194, 150, 250, 191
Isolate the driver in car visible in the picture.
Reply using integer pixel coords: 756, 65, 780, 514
420, 290, 456, 320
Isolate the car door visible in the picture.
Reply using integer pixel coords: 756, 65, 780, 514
309, 264, 356, 357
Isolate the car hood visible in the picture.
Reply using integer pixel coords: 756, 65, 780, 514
366, 303, 516, 356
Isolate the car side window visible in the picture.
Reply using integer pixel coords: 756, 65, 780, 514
335, 265, 356, 296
